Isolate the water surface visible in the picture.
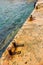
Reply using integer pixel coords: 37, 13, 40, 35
0, 0, 34, 57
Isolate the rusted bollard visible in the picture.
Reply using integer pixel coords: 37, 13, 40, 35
29, 15, 33, 21
7, 47, 21, 55
7, 41, 24, 56
36, 6, 38, 9
8, 49, 13, 55
12, 41, 24, 48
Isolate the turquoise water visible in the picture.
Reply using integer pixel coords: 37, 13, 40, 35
0, 0, 34, 57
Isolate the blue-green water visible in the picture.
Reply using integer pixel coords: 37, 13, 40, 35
0, 0, 34, 57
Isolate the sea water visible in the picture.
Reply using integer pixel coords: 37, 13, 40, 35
0, 0, 34, 57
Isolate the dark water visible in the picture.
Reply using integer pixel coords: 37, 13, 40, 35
0, 0, 34, 57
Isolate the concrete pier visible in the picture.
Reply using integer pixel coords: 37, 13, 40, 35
0, 0, 43, 65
